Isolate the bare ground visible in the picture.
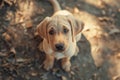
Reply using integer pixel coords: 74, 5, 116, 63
0, 0, 120, 80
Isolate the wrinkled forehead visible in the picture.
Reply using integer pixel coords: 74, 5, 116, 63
48, 16, 71, 29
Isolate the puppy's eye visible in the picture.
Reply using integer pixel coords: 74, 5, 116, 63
63, 28, 69, 33
49, 29, 55, 35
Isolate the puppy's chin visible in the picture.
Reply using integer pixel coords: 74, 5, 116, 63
55, 53, 65, 60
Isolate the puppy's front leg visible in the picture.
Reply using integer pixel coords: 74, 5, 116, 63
43, 54, 55, 71
61, 57, 71, 72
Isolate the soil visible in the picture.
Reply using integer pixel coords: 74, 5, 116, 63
0, 0, 120, 80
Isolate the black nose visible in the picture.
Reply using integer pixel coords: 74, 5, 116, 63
55, 43, 65, 51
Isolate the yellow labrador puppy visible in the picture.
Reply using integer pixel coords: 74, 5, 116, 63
37, 0, 84, 72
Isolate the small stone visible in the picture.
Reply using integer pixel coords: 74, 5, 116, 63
118, 9, 120, 12
70, 71, 75, 75
61, 76, 67, 80
30, 71, 38, 76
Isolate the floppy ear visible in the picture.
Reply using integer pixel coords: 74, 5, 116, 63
74, 18, 84, 35
37, 17, 51, 43
67, 16, 84, 42
67, 17, 74, 42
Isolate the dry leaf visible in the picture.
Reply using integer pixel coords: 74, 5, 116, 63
113, 75, 120, 80
98, 17, 111, 22
118, 9, 120, 12
34, 31, 39, 37
4, 0, 13, 6
116, 53, 120, 59
109, 28, 120, 34
2, 32, 11, 41
10, 47, 16, 54
25, 20, 33, 29
70, 71, 75, 75
101, 10, 106, 15
0, 52, 8, 57
73, 7, 79, 13
16, 58, 29, 63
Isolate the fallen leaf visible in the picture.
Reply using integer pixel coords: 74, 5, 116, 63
116, 53, 120, 59
101, 10, 106, 15
98, 17, 111, 22
109, 28, 120, 34
25, 20, 33, 29
70, 71, 75, 75
34, 31, 39, 37
97, 0, 105, 8
0, 52, 8, 57
73, 7, 79, 13
113, 75, 120, 80
0, 0, 4, 8
10, 47, 16, 54
2, 32, 11, 41
118, 9, 120, 12
4, 0, 13, 6
16, 58, 30, 63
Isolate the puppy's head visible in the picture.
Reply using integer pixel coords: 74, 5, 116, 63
37, 15, 84, 52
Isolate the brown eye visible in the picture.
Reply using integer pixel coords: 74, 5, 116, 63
49, 29, 55, 35
63, 28, 69, 33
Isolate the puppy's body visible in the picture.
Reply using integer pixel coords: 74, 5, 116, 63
37, 0, 84, 71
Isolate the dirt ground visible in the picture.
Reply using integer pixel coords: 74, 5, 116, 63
0, 0, 120, 80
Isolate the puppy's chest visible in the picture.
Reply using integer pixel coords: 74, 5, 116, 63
54, 43, 76, 60
45, 46, 75, 60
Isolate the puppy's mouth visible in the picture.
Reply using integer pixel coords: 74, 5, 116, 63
55, 49, 65, 52
54, 47, 66, 52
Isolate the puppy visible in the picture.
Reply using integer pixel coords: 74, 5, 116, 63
37, 0, 84, 72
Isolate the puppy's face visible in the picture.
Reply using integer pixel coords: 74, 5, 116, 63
37, 15, 84, 52
47, 16, 72, 52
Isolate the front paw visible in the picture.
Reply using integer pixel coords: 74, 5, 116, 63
61, 58, 71, 72
43, 55, 54, 71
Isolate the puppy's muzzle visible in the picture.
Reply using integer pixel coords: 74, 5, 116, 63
55, 43, 65, 52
